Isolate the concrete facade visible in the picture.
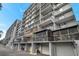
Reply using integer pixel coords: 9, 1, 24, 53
4, 3, 79, 56
4, 20, 21, 49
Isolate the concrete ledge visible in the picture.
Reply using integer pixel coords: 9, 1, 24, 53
13, 40, 74, 44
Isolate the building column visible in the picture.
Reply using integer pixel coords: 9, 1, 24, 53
24, 44, 27, 51
31, 43, 34, 54
18, 43, 20, 51
31, 43, 36, 55
73, 40, 79, 56
49, 42, 52, 56
11, 43, 14, 49
21, 36, 24, 41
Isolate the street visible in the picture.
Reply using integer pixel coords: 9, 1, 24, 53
0, 44, 33, 56
0, 44, 47, 56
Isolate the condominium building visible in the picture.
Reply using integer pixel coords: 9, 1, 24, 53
5, 3, 79, 56
4, 20, 21, 49
22, 3, 77, 41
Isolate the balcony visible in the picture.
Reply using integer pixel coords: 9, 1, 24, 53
54, 4, 71, 16
14, 37, 22, 43
41, 3, 46, 7
33, 29, 53, 41
54, 11, 74, 23
40, 17, 53, 27
41, 3, 50, 11
53, 3, 66, 10
41, 4, 51, 13
20, 37, 32, 43
24, 31, 33, 37
34, 20, 40, 26
29, 9, 39, 20
41, 6, 52, 16
24, 10, 39, 22
34, 36, 48, 41
18, 31, 24, 36
41, 12, 52, 21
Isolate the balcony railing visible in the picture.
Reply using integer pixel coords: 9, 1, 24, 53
53, 3, 66, 10
41, 7, 52, 16
41, 4, 51, 13
54, 11, 74, 23
54, 4, 71, 16
33, 36, 48, 41
40, 19, 52, 27
33, 32, 79, 41
41, 3, 50, 10
41, 12, 52, 21
53, 32, 79, 41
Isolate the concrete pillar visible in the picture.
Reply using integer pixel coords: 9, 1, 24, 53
31, 43, 36, 55
10, 43, 14, 49
73, 43, 78, 56
18, 43, 20, 51
24, 44, 27, 51
74, 40, 79, 56
21, 36, 24, 41
49, 42, 52, 56
49, 42, 57, 56
31, 43, 34, 54
25, 44, 28, 52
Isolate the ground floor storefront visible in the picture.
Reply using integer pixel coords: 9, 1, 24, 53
13, 40, 79, 56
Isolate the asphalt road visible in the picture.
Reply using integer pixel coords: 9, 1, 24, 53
0, 44, 48, 56
0, 44, 33, 56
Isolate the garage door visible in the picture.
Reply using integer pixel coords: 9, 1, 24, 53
56, 43, 74, 56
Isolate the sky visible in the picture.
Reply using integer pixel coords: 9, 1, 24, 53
71, 3, 79, 22
0, 3, 31, 40
0, 3, 79, 40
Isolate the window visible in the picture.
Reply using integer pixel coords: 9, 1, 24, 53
53, 31, 59, 36
35, 31, 47, 41
62, 35, 69, 40
69, 26, 78, 34
54, 36, 61, 41
60, 29, 68, 35
70, 34, 79, 40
